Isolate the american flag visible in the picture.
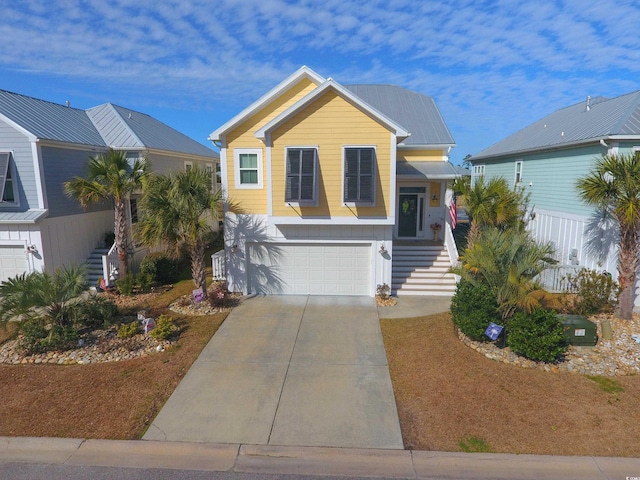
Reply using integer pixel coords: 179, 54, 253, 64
449, 193, 457, 230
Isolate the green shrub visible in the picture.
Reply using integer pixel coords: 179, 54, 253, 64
46, 326, 79, 351
149, 314, 175, 340
139, 253, 181, 285
75, 295, 119, 329
507, 308, 567, 362
18, 318, 48, 353
564, 268, 620, 315
117, 320, 139, 338
136, 271, 154, 292
451, 279, 500, 342
115, 273, 135, 296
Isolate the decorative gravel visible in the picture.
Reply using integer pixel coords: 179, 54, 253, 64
459, 313, 640, 376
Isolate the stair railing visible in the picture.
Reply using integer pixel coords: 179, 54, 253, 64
211, 250, 226, 281
444, 210, 461, 283
102, 243, 119, 287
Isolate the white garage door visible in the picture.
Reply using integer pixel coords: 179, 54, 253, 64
0, 245, 28, 283
248, 243, 371, 295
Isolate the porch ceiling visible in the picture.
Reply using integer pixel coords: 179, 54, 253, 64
396, 161, 459, 180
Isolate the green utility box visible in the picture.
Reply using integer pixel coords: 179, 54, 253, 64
559, 314, 598, 346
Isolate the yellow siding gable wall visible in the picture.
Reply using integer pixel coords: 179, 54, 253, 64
398, 149, 447, 162
226, 78, 319, 214
271, 90, 392, 218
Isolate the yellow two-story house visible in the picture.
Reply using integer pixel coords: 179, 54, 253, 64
209, 66, 459, 297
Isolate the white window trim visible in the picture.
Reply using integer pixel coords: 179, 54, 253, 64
514, 160, 523, 185
234, 148, 263, 189
342, 145, 376, 206
0, 151, 19, 206
284, 146, 319, 206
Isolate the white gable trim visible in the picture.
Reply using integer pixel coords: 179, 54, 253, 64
254, 80, 410, 143
208, 66, 325, 142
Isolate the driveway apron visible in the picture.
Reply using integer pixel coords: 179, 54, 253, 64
143, 295, 404, 449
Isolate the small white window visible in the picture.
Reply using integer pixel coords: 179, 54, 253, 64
205, 163, 214, 191
0, 152, 16, 204
514, 160, 523, 185
234, 149, 263, 189
184, 161, 193, 172
286, 147, 317, 203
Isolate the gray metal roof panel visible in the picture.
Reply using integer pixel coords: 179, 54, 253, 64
0, 90, 106, 146
106, 104, 218, 158
0, 209, 48, 224
344, 85, 455, 146
87, 104, 143, 148
396, 161, 460, 179
473, 91, 640, 160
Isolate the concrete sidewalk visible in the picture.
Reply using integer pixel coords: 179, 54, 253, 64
2, 436, 639, 479
144, 295, 403, 449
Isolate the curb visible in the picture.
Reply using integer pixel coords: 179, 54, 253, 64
1, 437, 639, 479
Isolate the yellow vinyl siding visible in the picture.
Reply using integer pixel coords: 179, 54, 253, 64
398, 150, 446, 162
270, 91, 392, 217
226, 78, 318, 214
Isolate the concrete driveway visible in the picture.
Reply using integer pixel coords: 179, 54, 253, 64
144, 295, 404, 449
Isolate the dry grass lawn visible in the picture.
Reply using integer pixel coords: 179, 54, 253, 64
0, 281, 227, 439
381, 312, 640, 457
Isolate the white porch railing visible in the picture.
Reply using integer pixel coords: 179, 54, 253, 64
211, 250, 226, 281
101, 243, 119, 287
444, 203, 461, 282
536, 264, 582, 293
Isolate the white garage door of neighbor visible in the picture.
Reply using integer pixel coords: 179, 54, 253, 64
0, 245, 28, 283
248, 243, 371, 295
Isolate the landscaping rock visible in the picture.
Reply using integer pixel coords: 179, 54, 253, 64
459, 313, 640, 376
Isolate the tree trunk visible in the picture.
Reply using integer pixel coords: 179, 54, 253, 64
190, 241, 208, 300
114, 199, 129, 278
616, 231, 639, 320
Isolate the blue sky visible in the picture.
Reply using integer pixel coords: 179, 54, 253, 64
2, 0, 640, 164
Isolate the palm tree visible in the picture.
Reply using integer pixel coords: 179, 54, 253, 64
576, 153, 640, 320
452, 227, 556, 322
0, 265, 88, 329
64, 149, 151, 278
458, 176, 527, 249
135, 168, 222, 300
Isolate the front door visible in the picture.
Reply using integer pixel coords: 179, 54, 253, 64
398, 187, 426, 238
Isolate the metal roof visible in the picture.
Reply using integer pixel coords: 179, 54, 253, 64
0, 90, 106, 146
0, 89, 217, 158
396, 161, 460, 179
89, 104, 218, 158
0, 209, 48, 224
344, 85, 455, 147
473, 90, 640, 160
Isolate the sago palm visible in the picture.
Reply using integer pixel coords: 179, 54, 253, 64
0, 265, 88, 329
452, 227, 556, 322
136, 168, 222, 300
576, 153, 640, 320
64, 148, 151, 278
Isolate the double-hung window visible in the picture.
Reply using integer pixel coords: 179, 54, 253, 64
514, 160, 523, 185
286, 147, 317, 203
234, 149, 262, 189
0, 152, 16, 204
343, 147, 375, 203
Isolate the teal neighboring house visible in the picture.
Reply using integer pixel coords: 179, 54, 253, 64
470, 91, 640, 298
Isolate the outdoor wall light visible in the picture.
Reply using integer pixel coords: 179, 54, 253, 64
231, 244, 238, 253
379, 243, 387, 255
25, 244, 38, 254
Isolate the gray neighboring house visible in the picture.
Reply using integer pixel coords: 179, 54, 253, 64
471, 90, 640, 298
0, 89, 219, 284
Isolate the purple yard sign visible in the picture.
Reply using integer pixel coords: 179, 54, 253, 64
485, 322, 503, 341
193, 288, 204, 303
